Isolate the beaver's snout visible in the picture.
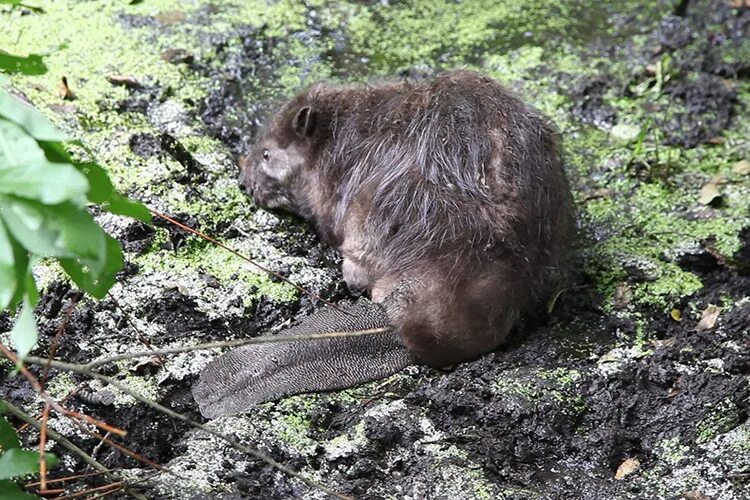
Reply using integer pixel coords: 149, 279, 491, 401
238, 176, 254, 198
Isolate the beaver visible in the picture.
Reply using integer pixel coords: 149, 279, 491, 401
193, 70, 574, 418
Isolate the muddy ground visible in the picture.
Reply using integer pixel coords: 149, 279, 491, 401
1, 0, 750, 499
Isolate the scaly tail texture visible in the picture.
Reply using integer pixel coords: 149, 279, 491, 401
192, 301, 414, 418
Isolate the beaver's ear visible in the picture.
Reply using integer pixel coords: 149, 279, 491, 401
292, 106, 315, 137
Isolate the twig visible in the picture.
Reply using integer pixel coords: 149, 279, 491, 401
26, 470, 109, 487
81, 428, 168, 472
18, 384, 83, 434
18, 298, 80, 436
39, 402, 51, 491
90, 431, 111, 461
19, 354, 353, 500
41, 295, 80, 389
85, 326, 392, 369
52, 481, 123, 500
87, 485, 124, 500
1, 344, 164, 495
64, 410, 126, 438
0, 344, 127, 437
36, 488, 65, 496
1, 400, 147, 500
148, 208, 347, 313
87, 472, 162, 500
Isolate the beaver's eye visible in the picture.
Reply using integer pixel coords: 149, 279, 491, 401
262, 149, 270, 161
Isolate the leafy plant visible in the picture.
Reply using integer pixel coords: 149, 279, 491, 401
0, 401, 57, 499
629, 53, 678, 98
0, 1, 44, 14
0, 86, 150, 359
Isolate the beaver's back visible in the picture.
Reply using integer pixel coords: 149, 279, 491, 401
309, 71, 571, 304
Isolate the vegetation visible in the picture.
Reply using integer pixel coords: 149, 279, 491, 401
1, 47, 149, 498
0, 402, 57, 499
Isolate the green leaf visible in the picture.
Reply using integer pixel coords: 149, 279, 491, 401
72, 162, 151, 222
0, 52, 47, 76
0, 162, 88, 206
0, 196, 105, 263
0, 0, 44, 13
0, 448, 58, 480
22, 270, 37, 308
105, 194, 152, 223
61, 235, 123, 299
0, 480, 39, 500
0, 415, 21, 450
0, 90, 66, 142
71, 161, 114, 203
36, 140, 72, 163
0, 220, 28, 312
9, 297, 37, 359
0, 119, 47, 167
0, 220, 18, 310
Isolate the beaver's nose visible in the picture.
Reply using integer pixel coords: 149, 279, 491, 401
238, 178, 253, 197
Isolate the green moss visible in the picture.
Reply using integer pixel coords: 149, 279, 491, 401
696, 398, 742, 444
324, 420, 368, 459
580, 156, 749, 311
493, 368, 587, 417
720, 38, 750, 68
135, 238, 298, 303
266, 393, 318, 415
656, 437, 690, 466
538, 367, 582, 386
113, 361, 161, 405
1, 1, 207, 127
43, 372, 77, 400
727, 424, 750, 453
264, 395, 319, 454
346, 0, 659, 74
422, 443, 501, 499
272, 413, 315, 451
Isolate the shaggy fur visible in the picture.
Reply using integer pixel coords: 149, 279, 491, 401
240, 70, 573, 367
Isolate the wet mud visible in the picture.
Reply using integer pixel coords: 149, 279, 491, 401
1, 0, 750, 498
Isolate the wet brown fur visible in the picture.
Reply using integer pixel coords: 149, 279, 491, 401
239, 70, 573, 367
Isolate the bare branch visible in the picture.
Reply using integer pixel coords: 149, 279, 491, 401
84, 326, 392, 369
0, 344, 127, 437
1, 400, 148, 500
19, 354, 353, 500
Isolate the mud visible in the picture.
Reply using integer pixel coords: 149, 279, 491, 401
2, 0, 750, 499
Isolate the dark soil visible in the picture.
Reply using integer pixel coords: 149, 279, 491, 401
2, 1, 750, 499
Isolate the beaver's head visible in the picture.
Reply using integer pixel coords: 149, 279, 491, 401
239, 105, 317, 219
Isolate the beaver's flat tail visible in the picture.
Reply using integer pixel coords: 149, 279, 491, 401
192, 301, 414, 419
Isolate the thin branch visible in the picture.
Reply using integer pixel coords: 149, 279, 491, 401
36, 488, 64, 496
1, 344, 164, 497
39, 402, 51, 491
1, 400, 147, 500
0, 344, 126, 437
87, 485, 124, 500
52, 481, 123, 500
26, 470, 109, 487
149, 208, 347, 313
87, 472, 162, 500
20, 354, 353, 500
41, 295, 80, 389
85, 326, 392, 369
64, 410, 126, 438
81, 428, 168, 472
